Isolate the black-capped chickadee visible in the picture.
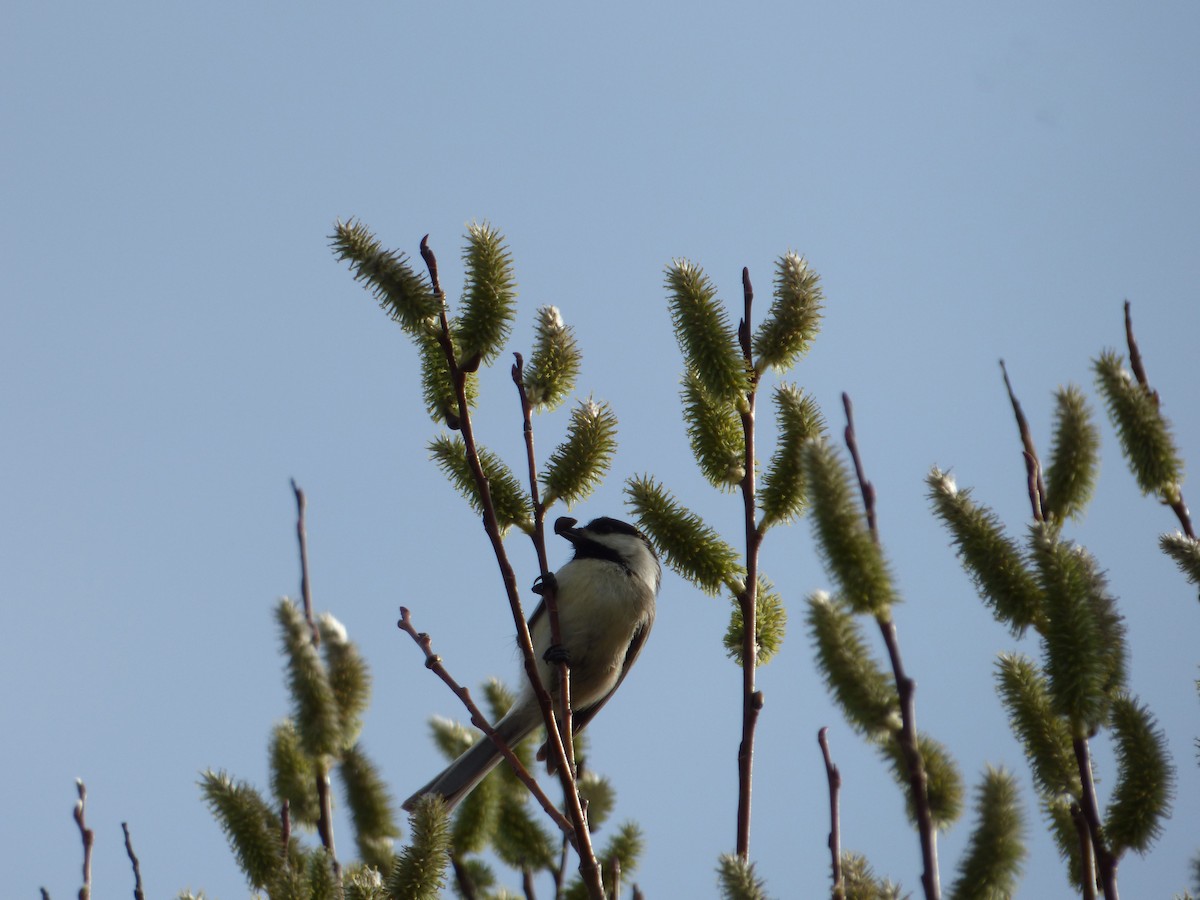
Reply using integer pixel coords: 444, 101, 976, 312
402, 515, 661, 812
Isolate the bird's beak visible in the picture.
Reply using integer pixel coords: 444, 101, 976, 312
554, 516, 583, 544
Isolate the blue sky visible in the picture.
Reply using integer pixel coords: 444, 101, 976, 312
4, 2, 1198, 897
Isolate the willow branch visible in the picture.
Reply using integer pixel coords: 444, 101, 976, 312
398, 606, 573, 834
1124, 301, 1194, 538
280, 800, 291, 862
1070, 801, 1098, 900
842, 394, 941, 900
1073, 737, 1120, 900
291, 480, 339, 879
121, 822, 145, 900
1123, 300, 1150, 399
450, 856, 479, 900
73, 780, 93, 900
999, 361, 1047, 521
819, 728, 844, 899
290, 480, 320, 645
735, 265, 763, 859
513, 352, 575, 778
420, 236, 600, 896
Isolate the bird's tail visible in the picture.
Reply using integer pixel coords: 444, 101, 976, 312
401, 707, 538, 813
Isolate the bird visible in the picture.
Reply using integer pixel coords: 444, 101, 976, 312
401, 515, 661, 813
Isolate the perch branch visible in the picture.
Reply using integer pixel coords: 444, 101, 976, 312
398, 606, 573, 835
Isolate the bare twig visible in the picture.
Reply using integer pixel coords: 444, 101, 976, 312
841, 394, 877, 537
1022, 452, 1045, 524
451, 855, 480, 900
513, 351, 575, 778
818, 728, 844, 899
522, 867, 537, 900
1073, 737, 1119, 900
419, 233, 442, 296
1123, 301, 1195, 539
290, 480, 320, 646
842, 396, 941, 900
73, 780, 93, 900
1123, 300, 1151, 399
314, 771, 340, 880
397, 606, 574, 834
611, 857, 622, 900
290, 481, 340, 879
121, 822, 145, 900
415, 236, 602, 896
280, 800, 291, 862
999, 361, 1047, 521
1070, 801, 1098, 900
734, 266, 765, 860
556, 832, 571, 897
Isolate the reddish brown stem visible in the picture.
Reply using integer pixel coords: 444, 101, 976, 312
73, 780, 93, 900
999, 361, 1046, 521
842, 396, 941, 900
418, 236, 600, 896
1070, 801, 1098, 900
121, 822, 146, 900
1073, 737, 1120, 899
735, 266, 762, 859
1123, 301, 1195, 539
290, 480, 320, 646
818, 728, 844, 899
398, 606, 574, 834
512, 352, 575, 778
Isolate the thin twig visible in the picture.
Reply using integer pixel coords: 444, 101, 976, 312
818, 728, 844, 899
611, 857, 622, 900
735, 266, 763, 859
280, 800, 291, 863
1123, 300, 1151, 399
291, 481, 340, 879
557, 832, 571, 897
522, 868, 537, 900
451, 855, 479, 900
73, 780, 93, 900
420, 234, 442, 295
121, 822, 145, 900
1073, 737, 1119, 900
1123, 301, 1195, 538
513, 352, 575, 778
397, 606, 573, 834
999, 361, 1047, 521
290, 480, 320, 646
315, 770, 340, 880
1070, 801, 1098, 900
842, 396, 941, 900
1022, 452, 1045, 524
417, 236, 602, 896
841, 395, 877, 537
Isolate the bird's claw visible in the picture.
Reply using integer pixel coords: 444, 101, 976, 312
532, 572, 558, 596
543, 643, 571, 665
